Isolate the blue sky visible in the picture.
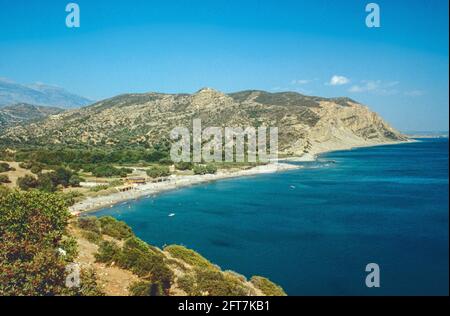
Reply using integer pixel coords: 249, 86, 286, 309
0, 0, 448, 131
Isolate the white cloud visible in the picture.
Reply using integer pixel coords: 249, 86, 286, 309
349, 80, 398, 95
404, 90, 425, 97
328, 75, 350, 86
291, 79, 311, 85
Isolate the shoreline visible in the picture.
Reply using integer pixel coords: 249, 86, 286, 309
69, 162, 301, 215
69, 139, 416, 216
282, 139, 418, 162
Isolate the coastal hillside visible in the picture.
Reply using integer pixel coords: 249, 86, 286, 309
72, 215, 286, 296
0, 89, 407, 157
0, 188, 286, 296
0, 103, 63, 132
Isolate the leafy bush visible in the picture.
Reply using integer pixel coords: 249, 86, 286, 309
164, 245, 213, 269
17, 174, 39, 190
36, 172, 58, 192
91, 165, 131, 178
146, 165, 171, 178
0, 190, 102, 295
193, 164, 217, 175
69, 175, 83, 187
117, 237, 173, 291
181, 267, 248, 296
30, 164, 43, 174
18, 161, 33, 169
77, 216, 101, 233
95, 241, 121, 264
0, 185, 11, 197
81, 230, 103, 244
60, 191, 83, 207
0, 174, 10, 183
89, 185, 109, 192
175, 162, 193, 171
99, 216, 133, 239
0, 162, 11, 173
129, 281, 165, 296
54, 167, 74, 187
250, 276, 286, 296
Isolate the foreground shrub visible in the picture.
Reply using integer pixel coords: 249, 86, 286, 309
193, 164, 217, 175
0, 175, 10, 183
129, 281, 165, 296
175, 162, 193, 171
98, 216, 133, 239
81, 230, 103, 244
164, 245, 213, 269
250, 276, 287, 296
180, 267, 248, 296
95, 241, 121, 265
0, 162, 11, 173
17, 175, 39, 190
77, 216, 101, 234
146, 165, 171, 178
0, 191, 102, 295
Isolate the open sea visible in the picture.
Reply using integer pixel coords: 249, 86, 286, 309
94, 138, 449, 295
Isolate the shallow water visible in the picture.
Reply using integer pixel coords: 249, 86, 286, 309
94, 138, 449, 295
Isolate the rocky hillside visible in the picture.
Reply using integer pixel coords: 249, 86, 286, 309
72, 216, 286, 296
0, 103, 63, 132
0, 88, 407, 156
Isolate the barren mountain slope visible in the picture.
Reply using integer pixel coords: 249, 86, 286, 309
0, 89, 407, 157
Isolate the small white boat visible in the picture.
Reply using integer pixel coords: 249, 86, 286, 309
168, 213, 176, 217
290, 185, 296, 189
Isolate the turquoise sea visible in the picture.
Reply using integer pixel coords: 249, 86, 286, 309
94, 138, 449, 295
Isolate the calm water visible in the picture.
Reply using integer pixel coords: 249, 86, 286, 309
94, 139, 449, 295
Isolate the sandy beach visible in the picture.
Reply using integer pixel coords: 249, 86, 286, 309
69, 162, 301, 215
69, 138, 417, 216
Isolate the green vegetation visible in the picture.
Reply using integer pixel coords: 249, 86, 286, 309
95, 241, 121, 263
6, 144, 172, 167
77, 216, 133, 240
89, 185, 110, 192
193, 164, 217, 175
0, 174, 10, 183
87, 164, 132, 178
17, 167, 82, 192
30, 164, 43, 174
178, 267, 249, 296
146, 165, 171, 178
81, 230, 103, 244
175, 162, 193, 171
164, 245, 213, 269
0, 162, 12, 173
0, 185, 11, 197
98, 216, 133, 239
17, 174, 39, 190
93, 232, 174, 295
0, 193, 286, 297
250, 276, 287, 296
129, 281, 165, 296
0, 190, 102, 295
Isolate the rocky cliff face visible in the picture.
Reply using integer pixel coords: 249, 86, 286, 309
0, 89, 407, 157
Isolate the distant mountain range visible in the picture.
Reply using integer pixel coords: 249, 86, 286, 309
0, 78, 93, 108
0, 103, 63, 132
0, 88, 408, 157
